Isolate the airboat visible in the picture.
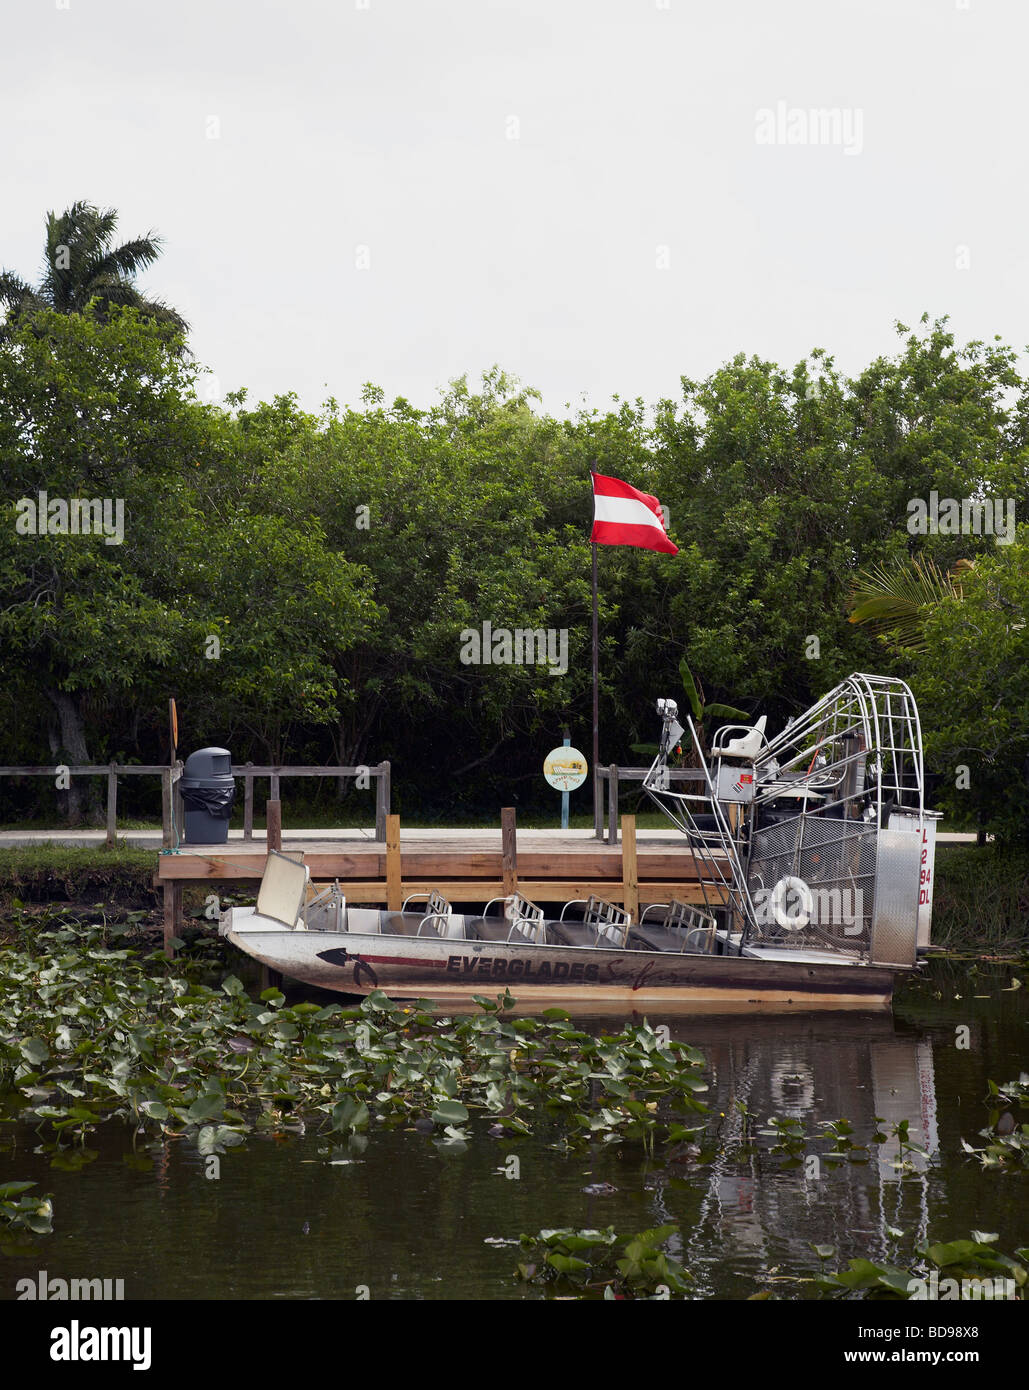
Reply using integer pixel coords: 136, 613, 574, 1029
220, 674, 938, 1009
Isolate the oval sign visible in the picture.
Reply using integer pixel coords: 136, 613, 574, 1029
544, 746, 588, 791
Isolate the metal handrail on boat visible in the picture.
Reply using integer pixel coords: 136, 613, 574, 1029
402, 889, 454, 937
640, 899, 719, 953
482, 893, 547, 944
559, 896, 632, 948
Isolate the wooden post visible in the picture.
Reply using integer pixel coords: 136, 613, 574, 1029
375, 761, 390, 841
621, 814, 638, 922
607, 763, 618, 845
243, 763, 254, 840
163, 881, 181, 959
267, 799, 282, 853
501, 807, 518, 897
385, 813, 401, 911
106, 762, 117, 847
161, 768, 172, 848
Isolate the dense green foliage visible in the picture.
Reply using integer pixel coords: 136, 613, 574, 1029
1, 300, 1026, 841
929, 846, 1029, 948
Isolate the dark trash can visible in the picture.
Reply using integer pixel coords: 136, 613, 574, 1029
180, 747, 236, 844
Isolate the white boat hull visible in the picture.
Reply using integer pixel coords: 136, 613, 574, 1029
222, 907, 899, 1009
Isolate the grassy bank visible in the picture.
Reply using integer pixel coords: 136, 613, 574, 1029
0, 843, 157, 909
931, 844, 1029, 951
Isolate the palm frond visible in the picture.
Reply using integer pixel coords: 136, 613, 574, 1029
847, 556, 971, 652
88, 236, 163, 283
0, 270, 35, 308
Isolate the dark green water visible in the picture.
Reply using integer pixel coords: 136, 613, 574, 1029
1, 957, 1026, 1300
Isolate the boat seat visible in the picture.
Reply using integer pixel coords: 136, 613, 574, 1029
626, 925, 686, 954
380, 912, 440, 938
715, 715, 766, 760
465, 916, 539, 944
548, 921, 607, 949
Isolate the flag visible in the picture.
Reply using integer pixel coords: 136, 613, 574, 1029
590, 472, 678, 555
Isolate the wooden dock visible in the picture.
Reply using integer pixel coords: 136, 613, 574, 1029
155, 812, 727, 956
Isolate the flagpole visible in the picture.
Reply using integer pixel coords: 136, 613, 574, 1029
588, 468, 677, 839
592, 539, 600, 838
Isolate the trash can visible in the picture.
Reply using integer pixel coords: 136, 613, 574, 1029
179, 747, 236, 844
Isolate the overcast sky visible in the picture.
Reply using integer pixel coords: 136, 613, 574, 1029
4, 0, 1026, 417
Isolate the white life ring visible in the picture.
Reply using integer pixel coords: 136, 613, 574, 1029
771, 875, 813, 931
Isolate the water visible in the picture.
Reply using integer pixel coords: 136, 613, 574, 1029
1, 958, 1026, 1300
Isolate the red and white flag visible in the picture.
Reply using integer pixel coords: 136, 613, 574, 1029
590, 472, 678, 555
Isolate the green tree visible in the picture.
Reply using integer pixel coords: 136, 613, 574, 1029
913, 531, 1029, 844
650, 350, 889, 723
0, 201, 187, 342
267, 371, 595, 807
0, 308, 373, 820
0, 307, 207, 818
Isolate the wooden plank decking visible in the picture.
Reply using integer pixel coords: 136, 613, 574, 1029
155, 814, 729, 956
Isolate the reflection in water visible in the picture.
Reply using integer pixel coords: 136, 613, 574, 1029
1, 973, 1026, 1300
645, 1016, 941, 1293
650, 1011, 940, 1289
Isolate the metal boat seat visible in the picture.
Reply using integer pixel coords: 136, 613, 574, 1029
397, 889, 455, 937
627, 924, 687, 953
381, 912, 441, 938
550, 896, 631, 948
548, 920, 607, 949
469, 894, 547, 945
636, 900, 718, 954
467, 911, 539, 945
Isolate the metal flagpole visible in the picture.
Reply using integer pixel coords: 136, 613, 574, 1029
592, 540, 600, 837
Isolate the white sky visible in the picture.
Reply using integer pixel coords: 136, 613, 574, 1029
3, 0, 1027, 417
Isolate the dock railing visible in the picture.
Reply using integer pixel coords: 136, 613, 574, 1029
595, 765, 706, 843
0, 760, 391, 845
234, 763, 391, 842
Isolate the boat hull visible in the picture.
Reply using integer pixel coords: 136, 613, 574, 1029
222, 912, 898, 1009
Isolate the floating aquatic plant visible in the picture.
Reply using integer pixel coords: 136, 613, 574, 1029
516, 1225, 691, 1298
960, 1073, 1029, 1170
0, 1180, 54, 1254
809, 1233, 1028, 1300
0, 921, 711, 1159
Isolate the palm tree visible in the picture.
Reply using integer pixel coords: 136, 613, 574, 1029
0, 200, 187, 340
847, 556, 974, 652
